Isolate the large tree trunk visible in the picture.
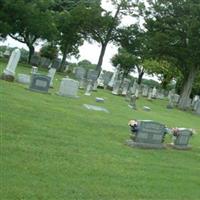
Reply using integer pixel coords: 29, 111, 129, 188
96, 43, 107, 75
178, 66, 198, 110
59, 49, 68, 72
28, 45, 35, 64
137, 71, 144, 85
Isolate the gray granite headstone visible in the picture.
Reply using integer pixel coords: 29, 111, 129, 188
40, 57, 51, 68
17, 74, 31, 85
51, 59, 61, 69
171, 128, 193, 149
87, 70, 98, 82
83, 104, 109, 113
84, 80, 93, 96
128, 95, 137, 109
112, 80, 121, 95
121, 79, 130, 96
126, 120, 166, 149
29, 74, 51, 93
58, 78, 79, 97
195, 100, 200, 115
142, 85, 149, 97
103, 71, 113, 86
75, 67, 86, 80
30, 54, 40, 66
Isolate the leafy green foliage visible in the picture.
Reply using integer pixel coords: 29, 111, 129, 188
111, 48, 137, 78
144, 0, 200, 108
40, 43, 58, 60
78, 59, 96, 70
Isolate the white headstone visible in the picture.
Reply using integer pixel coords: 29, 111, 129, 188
59, 78, 79, 97
31, 66, 38, 74
108, 65, 120, 87
84, 80, 93, 96
47, 68, 56, 87
3, 49, 21, 76
152, 87, 157, 98
17, 74, 31, 84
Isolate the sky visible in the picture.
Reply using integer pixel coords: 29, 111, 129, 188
0, 0, 157, 81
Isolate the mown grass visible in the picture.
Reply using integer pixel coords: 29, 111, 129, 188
1, 60, 200, 200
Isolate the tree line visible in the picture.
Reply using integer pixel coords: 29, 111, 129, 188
0, 0, 200, 109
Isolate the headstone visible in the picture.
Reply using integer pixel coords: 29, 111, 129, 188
1, 49, 21, 81
142, 85, 149, 97
195, 100, 200, 115
92, 81, 98, 91
51, 59, 61, 69
152, 87, 157, 99
147, 91, 152, 101
84, 80, 93, 96
83, 104, 109, 113
30, 54, 40, 66
128, 95, 137, 110
143, 106, 151, 111
112, 80, 121, 95
79, 78, 87, 89
31, 66, 38, 74
121, 79, 130, 96
58, 78, 79, 97
192, 95, 199, 107
47, 68, 56, 87
170, 128, 193, 149
17, 74, 31, 85
131, 80, 138, 94
75, 67, 86, 80
135, 88, 139, 98
87, 69, 98, 82
3, 49, 11, 58
40, 57, 51, 68
126, 120, 166, 149
96, 97, 104, 102
173, 94, 180, 105
102, 71, 113, 86
108, 65, 120, 88
125, 90, 131, 102
29, 74, 51, 93
167, 94, 176, 109
97, 71, 105, 87
0, 51, 4, 57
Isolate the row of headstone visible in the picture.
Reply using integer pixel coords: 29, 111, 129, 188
126, 120, 193, 149
30, 54, 61, 69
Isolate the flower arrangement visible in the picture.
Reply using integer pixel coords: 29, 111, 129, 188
172, 128, 194, 137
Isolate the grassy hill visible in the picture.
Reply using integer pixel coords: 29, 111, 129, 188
1, 60, 200, 200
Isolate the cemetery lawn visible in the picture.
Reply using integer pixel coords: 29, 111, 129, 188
1, 60, 200, 200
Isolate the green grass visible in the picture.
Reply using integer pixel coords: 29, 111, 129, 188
1, 60, 200, 200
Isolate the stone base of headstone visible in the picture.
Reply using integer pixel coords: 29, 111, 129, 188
166, 104, 174, 109
143, 106, 151, 111
125, 139, 166, 149
17, 74, 30, 85
167, 143, 191, 150
128, 105, 137, 110
0, 73, 15, 82
96, 97, 104, 102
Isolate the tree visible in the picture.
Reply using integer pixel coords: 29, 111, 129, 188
144, 0, 200, 109
40, 43, 58, 60
111, 48, 137, 81
78, 59, 96, 70
143, 59, 180, 89
81, 0, 139, 74
117, 24, 148, 84
51, 1, 100, 71
1, 0, 57, 63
